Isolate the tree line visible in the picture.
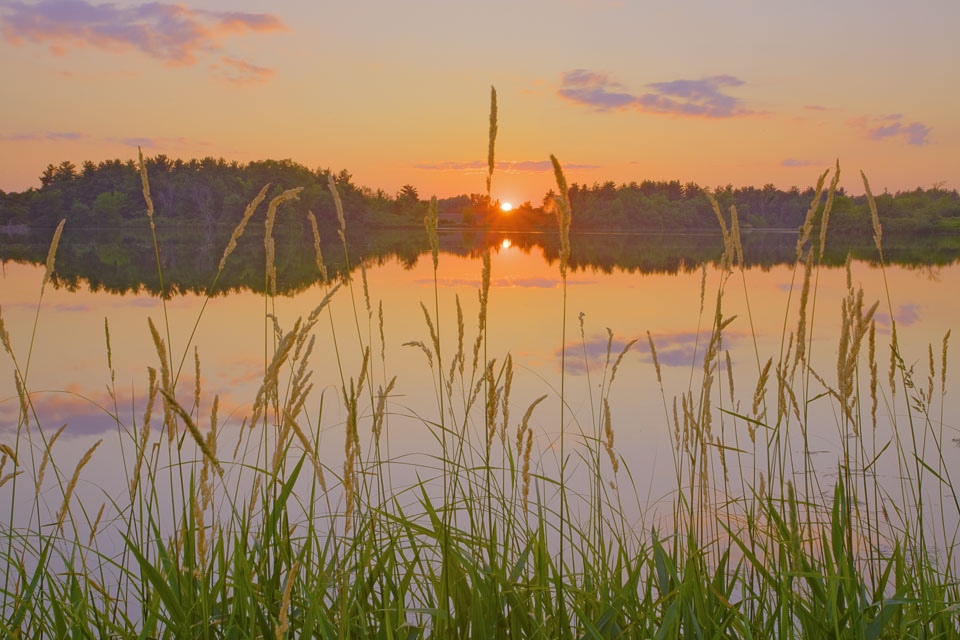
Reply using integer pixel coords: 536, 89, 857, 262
2, 156, 958, 235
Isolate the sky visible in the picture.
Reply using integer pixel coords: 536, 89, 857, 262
0, 0, 958, 203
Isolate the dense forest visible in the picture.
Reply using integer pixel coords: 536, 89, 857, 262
2, 156, 959, 235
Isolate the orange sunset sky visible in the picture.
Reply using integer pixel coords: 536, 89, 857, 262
0, 0, 957, 204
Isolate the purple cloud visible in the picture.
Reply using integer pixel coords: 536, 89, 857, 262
557, 69, 638, 109
781, 158, 821, 168
215, 56, 274, 85
851, 114, 931, 146
868, 121, 931, 146
0, 0, 286, 67
121, 136, 159, 148
557, 70, 757, 118
112, 135, 210, 149
1, 131, 86, 142
2, 132, 211, 150
414, 160, 599, 172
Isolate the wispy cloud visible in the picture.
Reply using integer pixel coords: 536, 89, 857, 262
0, 131, 210, 149
414, 160, 599, 172
0, 131, 87, 142
868, 121, 931, 146
215, 56, 274, 85
557, 70, 758, 119
780, 158, 821, 168
0, 0, 285, 70
850, 114, 931, 146
113, 135, 211, 148
557, 70, 637, 109
803, 104, 834, 111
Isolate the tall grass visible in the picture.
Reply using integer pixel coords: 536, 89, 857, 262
1, 107, 959, 639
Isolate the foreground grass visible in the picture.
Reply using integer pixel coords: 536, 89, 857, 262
2, 121, 959, 636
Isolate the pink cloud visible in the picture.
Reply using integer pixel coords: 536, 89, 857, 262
849, 113, 931, 146
0, 131, 87, 142
0, 0, 286, 67
216, 56, 274, 85
557, 70, 760, 119
781, 158, 821, 168
868, 121, 931, 146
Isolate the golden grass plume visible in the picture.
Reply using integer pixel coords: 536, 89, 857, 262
42, 219, 66, 290
219, 183, 271, 274
161, 389, 224, 477
57, 439, 102, 532
264, 187, 304, 296
36, 423, 67, 493
487, 85, 498, 199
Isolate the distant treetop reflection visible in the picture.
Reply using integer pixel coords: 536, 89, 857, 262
2, 226, 958, 297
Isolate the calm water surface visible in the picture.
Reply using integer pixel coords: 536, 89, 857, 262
2, 231, 959, 542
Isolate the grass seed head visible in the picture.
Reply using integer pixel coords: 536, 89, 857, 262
328, 173, 347, 244
403, 340, 433, 368
137, 148, 155, 231
522, 430, 533, 511
603, 398, 618, 474
860, 170, 883, 255
516, 395, 546, 462
796, 168, 829, 260
818, 159, 840, 260
550, 155, 572, 278
0, 306, 12, 356
501, 353, 513, 447
794, 249, 814, 369
162, 390, 223, 476
487, 85, 498, 199
942, 329, 951, 392
42, 219, 66, 291
609, 337, 637, 386
424, 196, 439, 271
264, 187, 304, 296
36, 423, 67, 494
870, 320, 878, 431
219, 183, 270, 274
729, 204, 744, 267
57, 439, 102, 532
647, 331, 662, 385
89, 503, 106, 546
705, 191, 733, 270
306, 210, 329, 283
276, 562, 299, 640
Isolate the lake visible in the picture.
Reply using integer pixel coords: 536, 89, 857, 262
2, 226, 959, 560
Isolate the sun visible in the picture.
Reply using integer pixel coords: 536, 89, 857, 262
500, 201, 513, 212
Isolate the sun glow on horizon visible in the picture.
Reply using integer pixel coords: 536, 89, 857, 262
500, 201, 513, 212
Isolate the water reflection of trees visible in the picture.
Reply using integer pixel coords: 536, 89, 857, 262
2, 225, 958, 297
